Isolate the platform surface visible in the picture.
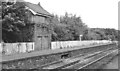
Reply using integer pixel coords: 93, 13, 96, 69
0, 43, 111, 63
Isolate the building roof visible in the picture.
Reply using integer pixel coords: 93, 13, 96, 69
24, 2, 52, 17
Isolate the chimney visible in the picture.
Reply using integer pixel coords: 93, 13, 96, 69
38, 2, 41, 6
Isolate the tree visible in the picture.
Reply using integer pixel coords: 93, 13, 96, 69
47, 13, 87, 41
82, 28, 119, 41
1, 1, 34, 42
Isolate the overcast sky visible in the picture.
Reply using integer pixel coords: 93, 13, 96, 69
24, 0, 119, 30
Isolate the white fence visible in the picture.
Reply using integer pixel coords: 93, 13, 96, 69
0, 42, 34, 55
51, 40, 112, 49
0, 40, 112, 55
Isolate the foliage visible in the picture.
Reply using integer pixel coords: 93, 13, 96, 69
82, 28, 119, 41
47, 13, 88, 41
1, 1, 34, 42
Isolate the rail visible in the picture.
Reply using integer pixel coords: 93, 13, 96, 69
34, 46, 117, 69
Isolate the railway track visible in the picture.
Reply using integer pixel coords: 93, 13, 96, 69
78, 49, 118, 69
63, 49, 118, 70
33, 46, 117, 70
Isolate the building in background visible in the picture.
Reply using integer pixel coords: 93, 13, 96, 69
24, 2, 52, 51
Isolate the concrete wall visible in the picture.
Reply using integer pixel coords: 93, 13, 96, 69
0, 40, 112, 55
1, 42, 34, 55
51, 40, 112, 50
